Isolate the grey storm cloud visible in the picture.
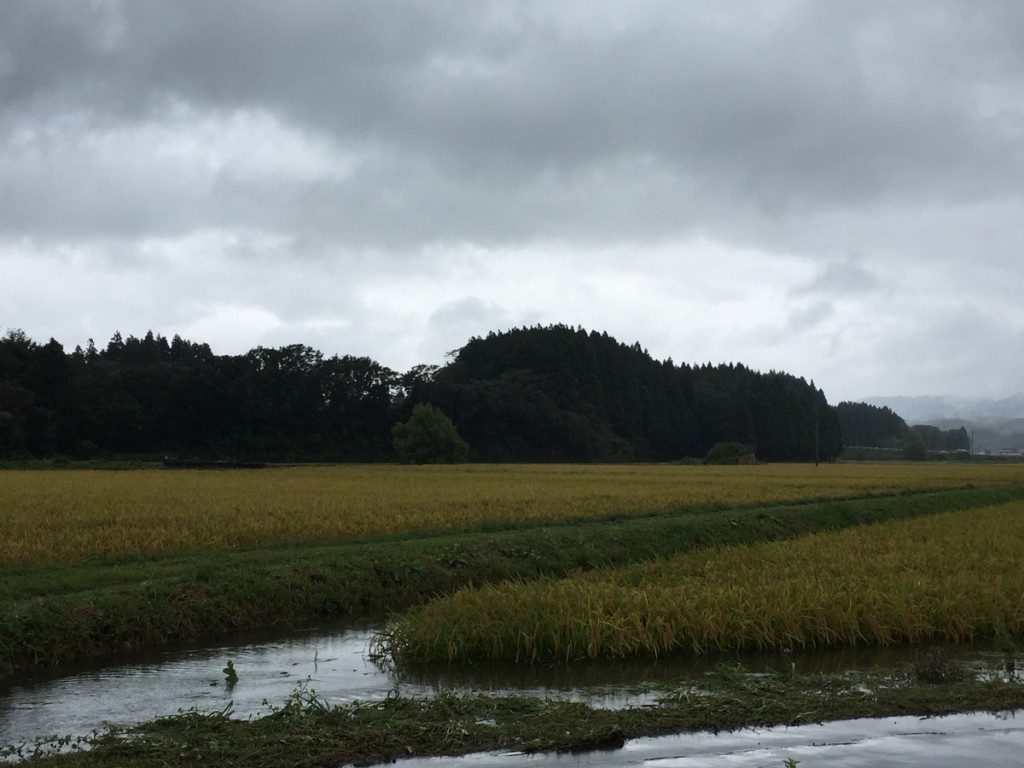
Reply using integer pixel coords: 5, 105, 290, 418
5, 0, 1024, 248
2, 0, 1024, 402
795, 257, 883, 298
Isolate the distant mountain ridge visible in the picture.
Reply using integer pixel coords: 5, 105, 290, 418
863, 394, 1024, 423
864, 394, 1024, 454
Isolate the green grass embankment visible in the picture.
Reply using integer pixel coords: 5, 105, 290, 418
3, 485, 1022, 678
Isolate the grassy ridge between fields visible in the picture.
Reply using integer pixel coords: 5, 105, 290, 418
3, 484, 1022, 679
5, 463, 1023, 566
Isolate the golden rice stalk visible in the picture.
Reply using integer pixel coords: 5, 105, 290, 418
1, 462, 1020, 565
376, 500, 1024, 663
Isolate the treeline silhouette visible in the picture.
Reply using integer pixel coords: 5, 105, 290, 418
0, 324, 843, 462
835, 401, 909, 449
835, 400, 970, 456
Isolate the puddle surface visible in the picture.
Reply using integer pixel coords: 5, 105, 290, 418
0, 622, 1018, 758
1, 621, 668, 747
375, 711, 1023, 767
1, 623, 388, 746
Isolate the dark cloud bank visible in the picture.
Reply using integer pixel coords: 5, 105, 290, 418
2, 1, 1023, 404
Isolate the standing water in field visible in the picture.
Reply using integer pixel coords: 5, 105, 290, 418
0, 622, 390, 748
0, 621, 1019, 753
0, 620, 671, 748
359, 711, 1024, 768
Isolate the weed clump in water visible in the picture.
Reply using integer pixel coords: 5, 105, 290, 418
223, 659, 238, 686
912, 649, 967, 684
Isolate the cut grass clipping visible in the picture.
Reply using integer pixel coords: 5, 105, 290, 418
373, 500, 1024, 664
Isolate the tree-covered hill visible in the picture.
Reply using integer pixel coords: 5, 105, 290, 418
0, 325, 842, 463
836, 400, 971, 455
835, 401, 908, 449
427, 326, 841, 462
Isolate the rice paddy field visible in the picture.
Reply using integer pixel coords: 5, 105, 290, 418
5, 461, 1024, 766
374, 498, 1024, 664
2, 461, 1022, 566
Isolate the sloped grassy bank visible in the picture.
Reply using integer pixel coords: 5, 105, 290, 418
3, 485, 1021, 679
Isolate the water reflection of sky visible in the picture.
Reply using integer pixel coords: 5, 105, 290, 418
1, 623, 393, 747
2, 621, 660, 748
376, 712, 1024, 768
0, 621, 1019, 756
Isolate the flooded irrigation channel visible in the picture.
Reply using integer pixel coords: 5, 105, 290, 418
1, 622, 1021, 765
376, 711, 1024, 767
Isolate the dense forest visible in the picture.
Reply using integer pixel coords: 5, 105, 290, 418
835, 401, 909, 449
0, 324, 843, 463
835, 400, 971, 457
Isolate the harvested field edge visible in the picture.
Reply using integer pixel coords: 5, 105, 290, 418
2, 484, 1022, 678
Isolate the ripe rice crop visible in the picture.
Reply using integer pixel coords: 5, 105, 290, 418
0, 462, 1020, 566
375, 500, 1024, 663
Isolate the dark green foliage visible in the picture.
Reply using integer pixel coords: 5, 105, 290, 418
0, 409, 22, 452
911, 424, 971, 452
425, 326, 681, 461
705, 442, 754, 465
0, 329, 402, 462
0, 325, 843, 463
836, 403, 970, 459
837, 401, 908, 448
903, 429, 929, 461
424, 326, 840, 462
392, 404, 469, 464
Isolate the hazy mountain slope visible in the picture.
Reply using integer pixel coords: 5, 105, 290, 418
864, 394, 1024, 453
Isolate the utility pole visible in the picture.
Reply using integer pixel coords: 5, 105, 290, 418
812, 382, 820, 467
814, 405, 820, 467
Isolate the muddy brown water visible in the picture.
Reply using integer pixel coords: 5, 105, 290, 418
1, 621, 1020, 766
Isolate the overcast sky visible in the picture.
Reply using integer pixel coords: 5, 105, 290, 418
3, 1, 1023, 403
